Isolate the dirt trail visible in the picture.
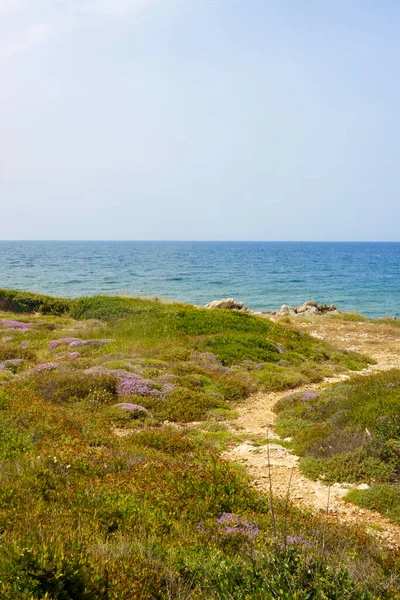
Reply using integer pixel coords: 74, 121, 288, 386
223, 317, 400, 549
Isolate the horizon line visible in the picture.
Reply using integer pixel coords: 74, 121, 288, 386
0, 239, 399, 244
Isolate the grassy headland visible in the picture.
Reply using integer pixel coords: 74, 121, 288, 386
0, 289, 398, 599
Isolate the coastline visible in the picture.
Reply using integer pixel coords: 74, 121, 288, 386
0, 240, 399, 319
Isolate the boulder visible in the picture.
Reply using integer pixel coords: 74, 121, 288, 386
274, 301, 341, 317
357, 483, 370, 490
296, 300, 318, 313
205, 298, 245, 310
318, 304, 329, 313
302, 306, 319, 316
276, 305, 296, 316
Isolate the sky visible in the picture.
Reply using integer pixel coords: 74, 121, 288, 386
1, 0, 399, 241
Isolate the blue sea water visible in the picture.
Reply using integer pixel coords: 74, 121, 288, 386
0, 241, 399, 318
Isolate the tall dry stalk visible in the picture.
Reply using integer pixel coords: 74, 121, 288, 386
266, 430, 277, 540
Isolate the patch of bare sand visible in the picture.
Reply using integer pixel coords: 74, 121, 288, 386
223, 317, 400, 549
295, 316, 400, 372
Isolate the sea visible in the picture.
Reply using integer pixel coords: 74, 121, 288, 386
0, 241, 399, 318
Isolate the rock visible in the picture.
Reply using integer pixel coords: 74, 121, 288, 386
296, 301, 318, 313
303, 306, 320, 316
275, 343, 286, 355
205, 298, 245, 310
377, 316, 397, 321
357, 483, 370, 490
275, 301, 341, 317
276, 305, 296, 316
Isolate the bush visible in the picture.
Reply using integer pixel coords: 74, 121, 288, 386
345, 484, 400, 524
70, 295, 158, 322
32, 371, 119, 404
276, 370, 400, 485
0, 345, 34, 362
0, 288, 71, 315
163, 388, 226, 422
130, 429, 196, 455
200, 333, 279, 365
300, 448, 397, 485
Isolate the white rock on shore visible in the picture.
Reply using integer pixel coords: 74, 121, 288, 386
204, 298, 245, 310
204, 298, 341, 317
269, 300, 340, 317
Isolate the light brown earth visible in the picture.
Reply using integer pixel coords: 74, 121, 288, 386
223, 316, 400, 549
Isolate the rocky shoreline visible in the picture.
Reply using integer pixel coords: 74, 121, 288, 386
205, 297, 341, 317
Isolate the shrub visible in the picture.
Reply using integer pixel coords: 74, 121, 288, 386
276, 370, 400, 485
300, 448, 397, 484
0, 288, 71, 315
32, 371, 119, 404
345, 484, 400, 524
163, 388, 226, 422
130, 429, 196, 455
200, 334, 279, 366
257, 364, 309, 391
0, 345, 34, 362
70, 295, 157, 322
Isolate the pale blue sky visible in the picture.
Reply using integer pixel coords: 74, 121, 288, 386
1, 0, 399, 240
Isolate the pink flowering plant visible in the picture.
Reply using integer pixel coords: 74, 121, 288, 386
197, 512, 260, 552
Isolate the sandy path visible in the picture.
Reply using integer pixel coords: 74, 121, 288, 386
222, 318, 400, 549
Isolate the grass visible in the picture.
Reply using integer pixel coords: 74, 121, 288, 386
274, 370, 400, 526
0, 291, 397, 598
346, 485, 400, 525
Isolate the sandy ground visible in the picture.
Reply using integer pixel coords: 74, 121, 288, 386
223, 317, 400, 549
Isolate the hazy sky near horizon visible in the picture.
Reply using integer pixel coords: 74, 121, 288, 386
1, 1, 399, 241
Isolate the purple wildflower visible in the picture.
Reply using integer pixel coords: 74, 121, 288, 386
50, 338, 113, 350
84, 367, 172, 398
33, 363, 59, 371
162, 383, 177, 393
118, 374, 160, 397
69, 351, 81, 359
285, 536, 312, 548
284, 391, 319, 401
49, 337, 81, 350
19, 340, 30, 348
3, 336, 12, 342
3, 358, 24, 368
215, 513, 259, 539
2, 319, 34, 332
69, 340, 88, 348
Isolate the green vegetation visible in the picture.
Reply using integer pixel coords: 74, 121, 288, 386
275, 370, 400, 527
346, 485, 400, 525
0, 288, 72, 315
328, 312, 370, 322
0, 291, 397, 598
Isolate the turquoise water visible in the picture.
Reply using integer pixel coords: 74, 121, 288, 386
0, 241, 399, 318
